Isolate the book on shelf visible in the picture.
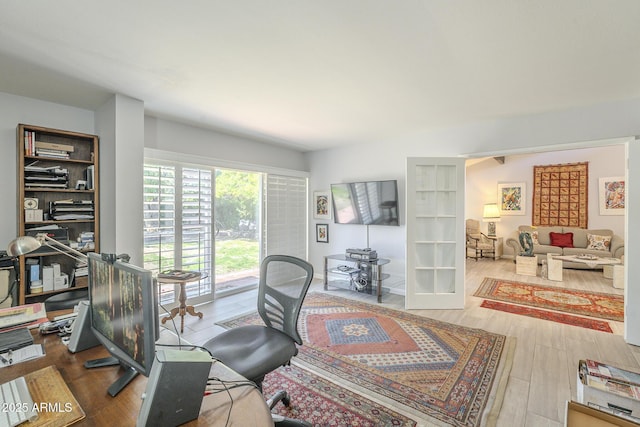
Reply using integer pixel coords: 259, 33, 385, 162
35, 150, 70, 159
34, 141, 75, 153
24, 130, 36, 156
85, 165, 95, 190
24, 162, 68, 175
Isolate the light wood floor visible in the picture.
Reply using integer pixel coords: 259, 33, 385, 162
164, 258, 638, 427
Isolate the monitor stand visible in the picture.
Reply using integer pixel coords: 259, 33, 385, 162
84, 356, 139, 397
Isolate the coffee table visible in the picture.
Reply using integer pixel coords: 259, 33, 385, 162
552, 254, 622, 269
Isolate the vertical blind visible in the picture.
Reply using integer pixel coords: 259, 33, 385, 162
264, 174, 308, 259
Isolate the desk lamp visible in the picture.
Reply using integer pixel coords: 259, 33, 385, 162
482, 203, 501, 237
7, 234, 87, 263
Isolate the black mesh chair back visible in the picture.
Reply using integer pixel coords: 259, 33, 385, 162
257, 254, 314, 345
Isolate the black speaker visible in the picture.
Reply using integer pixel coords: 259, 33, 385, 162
67, 300, 101, 353
136, 349, 212, 427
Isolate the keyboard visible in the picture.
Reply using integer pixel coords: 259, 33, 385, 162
0, 377, 37, 427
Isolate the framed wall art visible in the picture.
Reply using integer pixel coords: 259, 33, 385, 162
497, 182, 526, 215
599, 176, 625, 215
532, 162, 588, 227
316, 223, 329, 243
313, 190, 331, 220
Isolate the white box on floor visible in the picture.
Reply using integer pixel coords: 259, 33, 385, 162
565, 400, 640, 427
547, 253, 563, 282
604, 264, 625, 289
516, 255, 537, 276
576, 360, 640, 420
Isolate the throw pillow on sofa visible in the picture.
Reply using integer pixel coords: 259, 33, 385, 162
530, 230, 539, 244
550, 232, 574, 248
587, 233, 611, 251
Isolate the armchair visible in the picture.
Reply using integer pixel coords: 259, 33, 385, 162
466, 219, 497, 261
202, 255, 313, 427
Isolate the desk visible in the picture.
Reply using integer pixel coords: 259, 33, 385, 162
0, 330, 273, 426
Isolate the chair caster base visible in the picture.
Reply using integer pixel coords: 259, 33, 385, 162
273, 414, 312, 427
267, 390, 290, 409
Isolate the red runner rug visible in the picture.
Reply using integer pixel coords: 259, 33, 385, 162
474, 278, 623, 322
480, 300, 613, 333
220, 293, 514, 427
264, 364, 416, 426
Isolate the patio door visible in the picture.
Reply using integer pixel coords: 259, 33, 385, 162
406, 157, 465, 309
214, 169, 261, 296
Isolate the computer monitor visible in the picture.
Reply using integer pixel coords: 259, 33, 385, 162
85, 252, 158, 397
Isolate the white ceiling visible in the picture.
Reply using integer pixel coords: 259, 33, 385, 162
1, 1, 640, 152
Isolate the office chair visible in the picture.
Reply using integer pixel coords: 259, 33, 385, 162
44, 289, 89, 312
202, 254, 313, 427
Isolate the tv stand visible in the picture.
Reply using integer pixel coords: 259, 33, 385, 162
84, 356, 139, 396
323, 254, 390, 303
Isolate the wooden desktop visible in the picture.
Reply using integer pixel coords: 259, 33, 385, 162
0, 330, 274, 426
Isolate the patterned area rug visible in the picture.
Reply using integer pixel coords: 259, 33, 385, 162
474, 278, 623, 322
480, 300, 613, 333
220, 293, 515, 427
264, 364, 416, 426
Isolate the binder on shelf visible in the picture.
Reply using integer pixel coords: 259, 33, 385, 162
49, 200, 95, 221
24, 163, 69, 189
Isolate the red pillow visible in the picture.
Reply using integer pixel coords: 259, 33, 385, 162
549, 232, 574, 248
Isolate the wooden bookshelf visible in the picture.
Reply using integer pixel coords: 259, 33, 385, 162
16, 124, 100, 305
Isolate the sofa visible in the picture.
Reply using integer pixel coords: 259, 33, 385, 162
505, 225, 624, 269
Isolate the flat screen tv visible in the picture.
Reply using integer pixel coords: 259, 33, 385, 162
331, 180, 399, 226
85, 253, 158, 396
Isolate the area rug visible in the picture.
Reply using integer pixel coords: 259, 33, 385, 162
474, 278, 623, 322
264, 364, 416, 426
480, 300, 613, 333
220, 292, 515, 427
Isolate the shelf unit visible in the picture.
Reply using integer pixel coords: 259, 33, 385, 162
323, 254, 390, 303
16, 124, 99, 305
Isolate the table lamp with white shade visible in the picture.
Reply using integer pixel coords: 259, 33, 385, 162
482, 203, 501, 237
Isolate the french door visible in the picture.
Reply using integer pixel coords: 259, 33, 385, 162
406, 157, 465, 309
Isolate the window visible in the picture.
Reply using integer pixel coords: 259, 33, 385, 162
144, 157, 307, 307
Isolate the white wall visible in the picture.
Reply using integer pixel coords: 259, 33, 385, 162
466, 145, 626, 254
96, 94, 145, 265
144, 117, 307, 172
0, 92, 95, 247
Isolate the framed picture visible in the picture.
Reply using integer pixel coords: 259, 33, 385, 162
497, 182, 526, 215
599, 176, 625, 215
316, 223, 329, 243
313, 190, 331, 220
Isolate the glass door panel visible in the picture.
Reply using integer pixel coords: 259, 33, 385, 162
214, 169, 261, 296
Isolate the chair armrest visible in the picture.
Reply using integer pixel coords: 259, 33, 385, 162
467, 234, 481, 243
610, 235, 625, 259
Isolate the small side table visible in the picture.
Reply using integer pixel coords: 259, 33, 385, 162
487, 236, 503, 260
516, 255, 537, 276
157, 270, 204, 333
